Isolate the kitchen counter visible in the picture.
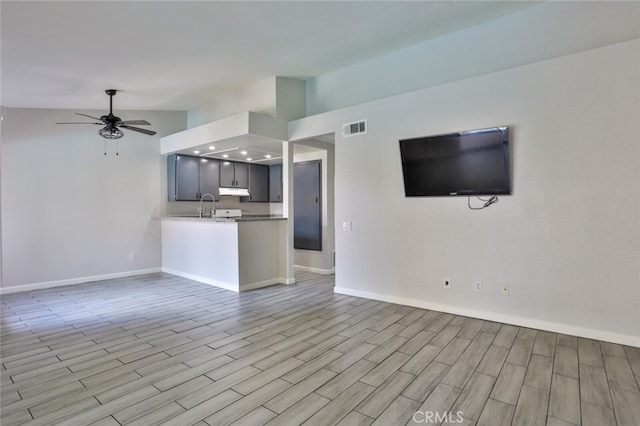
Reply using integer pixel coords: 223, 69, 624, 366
161, 215, 291, 292
162, 214, 286, 222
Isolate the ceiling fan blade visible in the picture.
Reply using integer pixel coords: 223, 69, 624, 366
75, 112, 104, 121
118, 120, 151, 126
56, 121, 102, 125
119, 125, 157, 136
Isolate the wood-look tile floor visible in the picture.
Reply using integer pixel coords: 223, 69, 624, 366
1, 271, 639, 426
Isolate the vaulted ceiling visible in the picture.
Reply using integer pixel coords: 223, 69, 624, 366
1, 1, 536, 111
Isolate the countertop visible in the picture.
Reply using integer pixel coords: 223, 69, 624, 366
161, 214, 286, 222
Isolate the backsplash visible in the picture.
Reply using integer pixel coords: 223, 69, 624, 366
165, 196, 282, 216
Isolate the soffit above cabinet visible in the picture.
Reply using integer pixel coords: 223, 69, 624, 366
161, 111, 287, 165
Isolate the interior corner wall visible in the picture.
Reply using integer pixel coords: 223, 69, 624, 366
187, 77, 277, 128
0, 107, 5, 287
305, 1, 640, 116
0, 108, 187, 291
289, 39, 640, 346
275, 77, 307, 122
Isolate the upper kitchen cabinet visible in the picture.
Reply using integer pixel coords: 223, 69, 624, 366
241, 164, 269, 203
167, 154, 220, 201
220, 161, 249, 188
269, 164, 283, 202
199, 158, 220, 198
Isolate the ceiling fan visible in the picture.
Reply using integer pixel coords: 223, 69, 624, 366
57, 89, 156, 139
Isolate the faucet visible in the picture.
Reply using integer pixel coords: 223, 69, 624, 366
199, 193, 215, 218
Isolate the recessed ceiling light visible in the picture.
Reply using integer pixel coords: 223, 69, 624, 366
265, 154, 272, 159
247, 158, 252, 161
222, 154, 229, 158
209, 146, 215, 150
193, 150, 200, 154
240, 151, 247, 155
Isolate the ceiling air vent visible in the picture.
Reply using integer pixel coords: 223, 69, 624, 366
342, 119, 367, 137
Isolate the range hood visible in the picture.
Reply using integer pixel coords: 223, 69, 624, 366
160, 111, 287, 156
219, 187, 250, 197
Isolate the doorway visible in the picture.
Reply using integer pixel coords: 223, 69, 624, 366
294, 160, 322, 251
291, 135, 335, 274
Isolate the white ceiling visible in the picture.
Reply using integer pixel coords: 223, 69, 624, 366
174, 132, 333, 166
1, 1, 536, 112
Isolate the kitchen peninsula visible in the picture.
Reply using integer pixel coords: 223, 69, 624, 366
161, 215, 291, 292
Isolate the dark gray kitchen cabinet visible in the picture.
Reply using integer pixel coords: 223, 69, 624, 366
269, 164, 283, 202
241, 164, 269, 202
198, 158, 220, 199
167, 154, 220, 201
220, 161, 249, 188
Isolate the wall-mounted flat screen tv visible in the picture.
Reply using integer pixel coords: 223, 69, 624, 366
399, 126, 511, 197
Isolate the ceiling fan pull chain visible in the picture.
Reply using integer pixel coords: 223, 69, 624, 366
104, 138, 107, 156
116, 139, 119, 156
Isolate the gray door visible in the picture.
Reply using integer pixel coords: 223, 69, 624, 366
294, 160, 322, 251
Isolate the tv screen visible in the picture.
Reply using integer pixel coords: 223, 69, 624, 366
399, 126, 511, 197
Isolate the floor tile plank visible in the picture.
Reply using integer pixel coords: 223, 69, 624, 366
512, 385, 549, 426
304, 382, 375, 426
548, 374, 581, 425
355, 370, 415, 419
476, 398, 514, 426
370, 395, 420, 426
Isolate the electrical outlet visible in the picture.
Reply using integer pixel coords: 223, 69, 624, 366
474, 281, 482, 292
443, 277, 451, 288
342, 221, 352, 232
501, 284, 510, 296
129, 253, 135, 261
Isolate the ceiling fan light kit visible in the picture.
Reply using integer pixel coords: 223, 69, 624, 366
56, 89, 157, 154
98, 126, 124, 140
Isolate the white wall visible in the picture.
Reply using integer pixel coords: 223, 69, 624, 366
0, 107, 5, 286
290, 39, 640, 346
306, 1, 640, 115
276, 77, 307, 122
187, 77, 277, 128
1, 108, 186, 290
188, 76, 306, 128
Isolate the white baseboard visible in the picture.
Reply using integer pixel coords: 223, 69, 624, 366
241, 278, 282, 291
0, 268, 163, 295
334, 286, 640, 348
294, 265, 335, 275
161, 268, 239, 292
161, 269, 294, 292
